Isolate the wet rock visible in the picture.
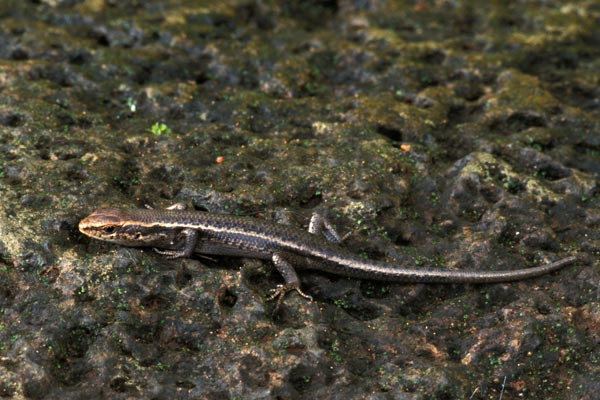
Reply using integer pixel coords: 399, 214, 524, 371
0, 1, 596, 399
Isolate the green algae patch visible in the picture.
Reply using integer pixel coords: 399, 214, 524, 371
483, 70, 562, 127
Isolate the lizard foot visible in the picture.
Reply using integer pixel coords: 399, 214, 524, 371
266, 283, 313, 312
153, 248, 186, 259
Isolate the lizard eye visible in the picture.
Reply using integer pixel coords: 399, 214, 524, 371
103, 226, 116, 234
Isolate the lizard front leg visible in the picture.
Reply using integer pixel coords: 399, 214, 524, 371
154, 228, 198, 258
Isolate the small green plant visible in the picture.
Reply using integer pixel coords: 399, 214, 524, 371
149, 122, 172, 136
126, 97, 137, 112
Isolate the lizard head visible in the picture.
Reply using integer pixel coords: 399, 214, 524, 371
79, 208, 147, 247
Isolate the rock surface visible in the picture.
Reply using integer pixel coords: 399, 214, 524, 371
0, 1, 598, 399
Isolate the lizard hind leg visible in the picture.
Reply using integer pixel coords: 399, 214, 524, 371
267, 253, 313, 311
308, 212, 346, 243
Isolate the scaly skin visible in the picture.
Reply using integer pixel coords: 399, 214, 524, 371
79, 207, 577, 305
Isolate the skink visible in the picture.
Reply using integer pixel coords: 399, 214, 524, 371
78, 207, 577, 306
